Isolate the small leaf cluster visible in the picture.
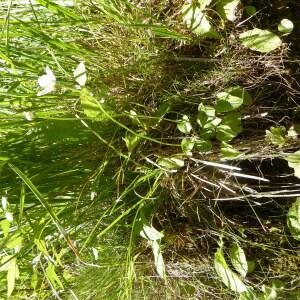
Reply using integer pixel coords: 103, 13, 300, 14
177, 85, 251, 157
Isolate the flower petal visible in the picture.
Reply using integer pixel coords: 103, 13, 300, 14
73, 62, 87, 86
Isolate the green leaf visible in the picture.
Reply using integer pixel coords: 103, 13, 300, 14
216, 112, 242, 142
158, 157, 185, 170
7, 260, 19, 297
214, 247, 248, 293
229, 243, 248, 277
245, 6, 256, 16
0, 256, 19, 297
286, 151, 300, 179
123, 133, 144, 153
239, 29, 282, 53
287, 197, 300, 241
278, 19, 294, 33
239, 288, 259, 300
247, 261, 255, 274
182, 4, 212, 36
140, 224, 164, 241
265, 126, 286, 146
177, 115, 192, 134
216, 86, 251, 112
200, 127, 216, 139
194, 139, 213, 152
1, 220, 10, 238
216, 0, 240, 22
181, 138, 195, 156
221, 142, 241, 158
6, 235, 23, 250
151, 240, 165, 279
46, 262, 64, 289
80, 87, 102, 120
261, 285, 277, 300
198, 104, 221, 128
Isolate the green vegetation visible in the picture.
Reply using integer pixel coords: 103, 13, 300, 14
0, 0, 299, 299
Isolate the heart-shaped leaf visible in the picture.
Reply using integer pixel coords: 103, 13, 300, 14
216, 86, 251, 112
177, 115, 192, 134
182, 4, 212, 36
181, 138, 195, 156
194, 139, 212, 152
239, 28, 282, 53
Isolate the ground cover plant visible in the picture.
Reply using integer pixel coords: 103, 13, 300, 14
0, 0, 300, 299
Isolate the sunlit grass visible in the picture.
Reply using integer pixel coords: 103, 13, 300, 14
0, 0, 300, 299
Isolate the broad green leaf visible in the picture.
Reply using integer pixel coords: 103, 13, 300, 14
287, 197, 300, 241
177, 115, 192, 134
278, 19, 294, 33
216, 0, 240, 22
239, 29, 282, 53
80, 87, 102, 120
216, 112, 242, 142
265, 126, 286, 146
221, 142, 241, 158
200, 127, 215, 139
286, 151, 300, 179
194, 139, 212, 152
216, 124, 238, 141
214, 247, 247, 293
182, 5, 212, 36
229, 243, 248, 277
181, 138, 195, 156
221, 112, 242, 130
198, 104, 221, 128
151, 240, 165, 279
158, 157, 185, 170
216, 86, 251, 112
140, 224, 164, 241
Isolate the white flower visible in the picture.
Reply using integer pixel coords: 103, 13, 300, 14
37, 66, 56, 96
1, 195, 8, 211
73, 62, 87, 87
92, 247, 99, 260
5, 211, 13, 222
